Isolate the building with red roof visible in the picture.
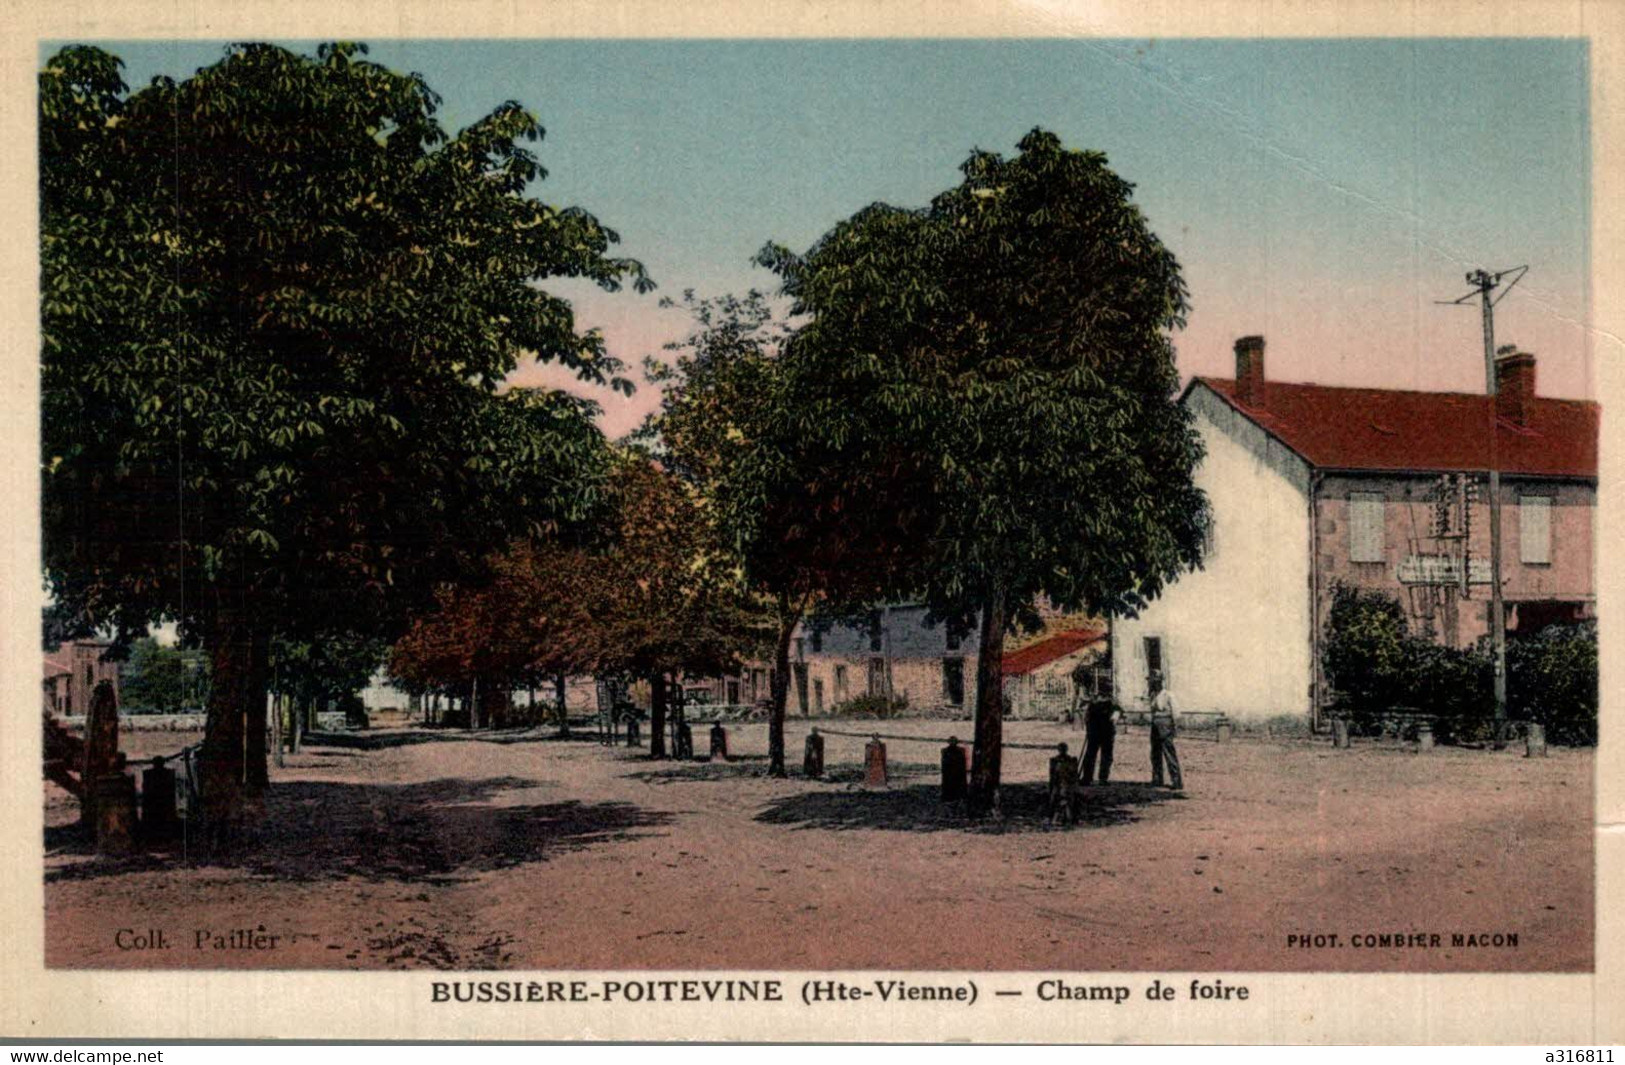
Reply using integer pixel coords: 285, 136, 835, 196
1113, 336, 1597, 726
1001, 628, 1108, 718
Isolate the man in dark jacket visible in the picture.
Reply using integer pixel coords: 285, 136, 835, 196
1082, 699, 1117, 785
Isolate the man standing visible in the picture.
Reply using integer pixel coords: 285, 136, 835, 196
1149, 686, 1183, 791
1082, 699, 1116, 785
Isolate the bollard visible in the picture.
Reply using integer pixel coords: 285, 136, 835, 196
940, 737, 967, 802
140, 757, 178, 841
863, 735, 888, 789
1215, 716, 1233, 744
94, 772, 138, 856
709, 723, 729, 762
625, 717, 641, 747
1331, 718, 1350, 749
1525, 722, 1548, 758
1416, 722, 1434, 751
803, 729, 825, 779
1047, 743, 1080, 825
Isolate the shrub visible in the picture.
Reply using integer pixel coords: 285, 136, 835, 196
831, 693, 910, 719
1323, 582, 1597, 747
1322, 583, 1412, 735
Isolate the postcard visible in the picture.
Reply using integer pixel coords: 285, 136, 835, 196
2, 0, 1622, 1045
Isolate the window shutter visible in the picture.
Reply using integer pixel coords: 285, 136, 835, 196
1520, 496, 1551, 564
1350, 492, 1385, 563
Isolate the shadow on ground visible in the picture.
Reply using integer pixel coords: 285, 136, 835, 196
622, 755, 775, 784
46, 775, 672, 884
302, 727, 603, 751
755, 780, 1181, 833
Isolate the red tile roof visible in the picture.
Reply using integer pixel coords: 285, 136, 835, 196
1194, 377, 1599, 478
1002, 629, 1106, 677
42, 656, 71, 679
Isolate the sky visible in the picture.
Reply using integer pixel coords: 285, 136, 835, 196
62, 37, 1592, 438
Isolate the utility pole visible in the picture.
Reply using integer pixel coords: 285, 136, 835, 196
1442, 266, 1526, 747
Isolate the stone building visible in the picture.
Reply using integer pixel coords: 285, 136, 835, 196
1112, 335, 1597, 727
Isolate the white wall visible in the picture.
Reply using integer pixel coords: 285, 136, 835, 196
1112, 385, 1315, 723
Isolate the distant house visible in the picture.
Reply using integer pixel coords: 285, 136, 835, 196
42, 640, 120, 717
691, 604, 1105, 719
1112, 335, 1598, 726
1001, 628, 1108, 718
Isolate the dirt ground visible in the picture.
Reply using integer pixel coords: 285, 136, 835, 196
44, 718, 1593, 972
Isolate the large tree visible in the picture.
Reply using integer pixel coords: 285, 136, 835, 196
758, 129, 1209, 811
40, 43, 647, 833
587, 452, 772, 758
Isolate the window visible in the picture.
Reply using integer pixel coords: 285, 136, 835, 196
946, 624, 962, 652
794, 637, 805, 661
834, 666, 848, 701
867, 657, 887, 697
813, 679, 825, 714
1520, 495, 1552, 564
810, 629, 823, 653
1349, 492, 1385, 563
942, 658, 965, 705
868, 611, 883, 652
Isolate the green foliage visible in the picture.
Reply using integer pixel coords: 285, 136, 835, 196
1507, 622, 1597, 746
1321, 582, 1412, 730
120, 636, 209, 713
272, 632, 388, 706
39, 42, 644, 647
831, 693, 910, 719
1322, 583, 1595, 746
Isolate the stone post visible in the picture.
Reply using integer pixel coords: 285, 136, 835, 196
941, 737, 967, 802
1216, 716, 1233, 743
1416, 722, 1435, 751
1331, 718, 1350, 749
863, 735, 888, 789
94, 771, 138, 855
709, 723, 729, 762
1525, 722, 1548, 758
140, 756, 178, 840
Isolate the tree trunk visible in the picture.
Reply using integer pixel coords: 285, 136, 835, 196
554, 673, 570, 737
768, 605, 798, 777
969, 581, 1009, 816
649, 672, 668, 759
287, 693, 303, 753
200, 596, 255, 841
478, 678, 509, 730
81, 680, 120, 828
271, 692, 284, 769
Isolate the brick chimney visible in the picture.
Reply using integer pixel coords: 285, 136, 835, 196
1495, 350, 1536, 427
1234, 335, 1266, 408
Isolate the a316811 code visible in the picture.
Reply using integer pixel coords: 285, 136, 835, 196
1545, 1051, 1615, 1062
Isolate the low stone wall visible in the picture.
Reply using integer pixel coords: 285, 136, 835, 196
55, 711, 353, 732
